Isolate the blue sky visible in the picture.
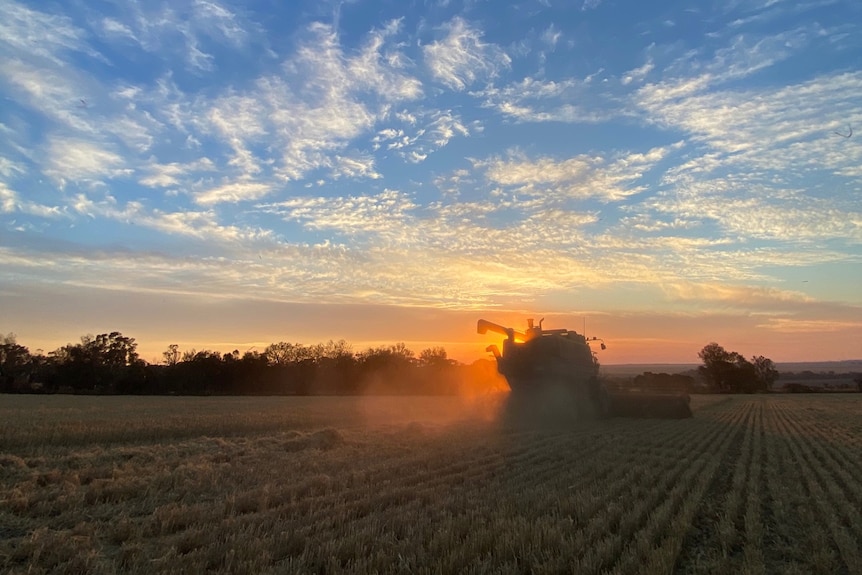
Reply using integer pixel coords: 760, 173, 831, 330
1, 0, 860, 363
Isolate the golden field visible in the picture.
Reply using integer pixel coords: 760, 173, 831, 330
1, 393, 861, 574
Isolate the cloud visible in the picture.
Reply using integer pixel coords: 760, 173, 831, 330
540, 24, 562, 49
423, 17, 511, 90
483, 153, 598, 187
261, 189, 417, 238
331, 155, 381, 180
205, 93, 269, 175
93, 0, 260, 72
0, 59, 92, 133
43, 137, 127, 185
99, 17, 137, 42
478, 144, 677, 203
662, 281, 814, 308
621, 58, 654, 85
1, 0, 859, 351
757, 318, 862, 334
642, 179, 862, 244
144, 209, 272, 243
195, 181, 273, 205
192, 0, 248, 46
640, 71, 862, 168
139, 158, 216, 188
0, 156, 26, 179
625, 22, 862, 268
65, 191, 273, 245
188, 21, 423, 182
428, 110, 470, 147
345, 19, 424, 100
1, 183, 22, 211
284, 21, 421, 104
629, 56, 862, 253
474, 76, 616, 123
706, 29, 808, 82
0, 0, 93, 65
0, 183, 66, 219
1, 12, 429, 207
371, 108, 471, 162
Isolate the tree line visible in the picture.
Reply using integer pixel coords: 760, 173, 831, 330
0, 332, 833, 396
0, 332, 503, 395
697, 342, 779, 393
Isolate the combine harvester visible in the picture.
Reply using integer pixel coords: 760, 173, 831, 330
478, 318, 691, 419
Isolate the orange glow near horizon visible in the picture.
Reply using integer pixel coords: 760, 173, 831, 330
7, 302, 861, 367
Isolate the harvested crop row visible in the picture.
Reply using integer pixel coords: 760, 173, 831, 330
622, 397, 755, 575
761, 400, 843, 573
2, 395, 861, 575
771, 400, 862, 572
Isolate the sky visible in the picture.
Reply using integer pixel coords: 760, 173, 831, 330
1, 0, 861, 366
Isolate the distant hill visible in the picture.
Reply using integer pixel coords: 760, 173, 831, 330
774, 360, 862, 373
602, 360, 862, 377
601, 364, 698, 376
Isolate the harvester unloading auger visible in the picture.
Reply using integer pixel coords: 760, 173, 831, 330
478, 318, 692, 419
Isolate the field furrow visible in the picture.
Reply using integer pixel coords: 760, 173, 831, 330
742, 400, 765, 575
630, 398, 754, 575
2, 394, 861, 574
771, 401, 861, 573
573, 400, 747, 572
775, 399, 862, 502
761, 400, 843, 573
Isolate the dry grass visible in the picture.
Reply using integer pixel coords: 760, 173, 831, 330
1, 393, 860, 573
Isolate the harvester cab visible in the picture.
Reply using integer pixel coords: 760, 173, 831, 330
477, 318, 692, 419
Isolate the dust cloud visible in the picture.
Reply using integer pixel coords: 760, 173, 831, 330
298, 360, 612, 436
346, 381, 605, 436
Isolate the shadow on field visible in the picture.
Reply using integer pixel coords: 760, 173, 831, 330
495, 384, 693, 429
496, 385, 601, 430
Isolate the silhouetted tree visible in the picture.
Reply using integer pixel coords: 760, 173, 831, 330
1, 332, 482, 396
418, 346, 455, 368
266, 341, 320, 365
698, 343, 736, 393
163, 344, 181, 366
182, 350, 226, 394
49, 332, 145, 393
728, 358, 758, 393
0, 333, 31, 392
237, 350, 269, 394
751, 355, 778, 392
698, 343, 775, 393
356, 343, 416, 393
359, 343, 415, 370
314, 339, 353, 361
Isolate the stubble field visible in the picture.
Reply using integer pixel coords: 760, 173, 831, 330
1, 393, 861, 574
